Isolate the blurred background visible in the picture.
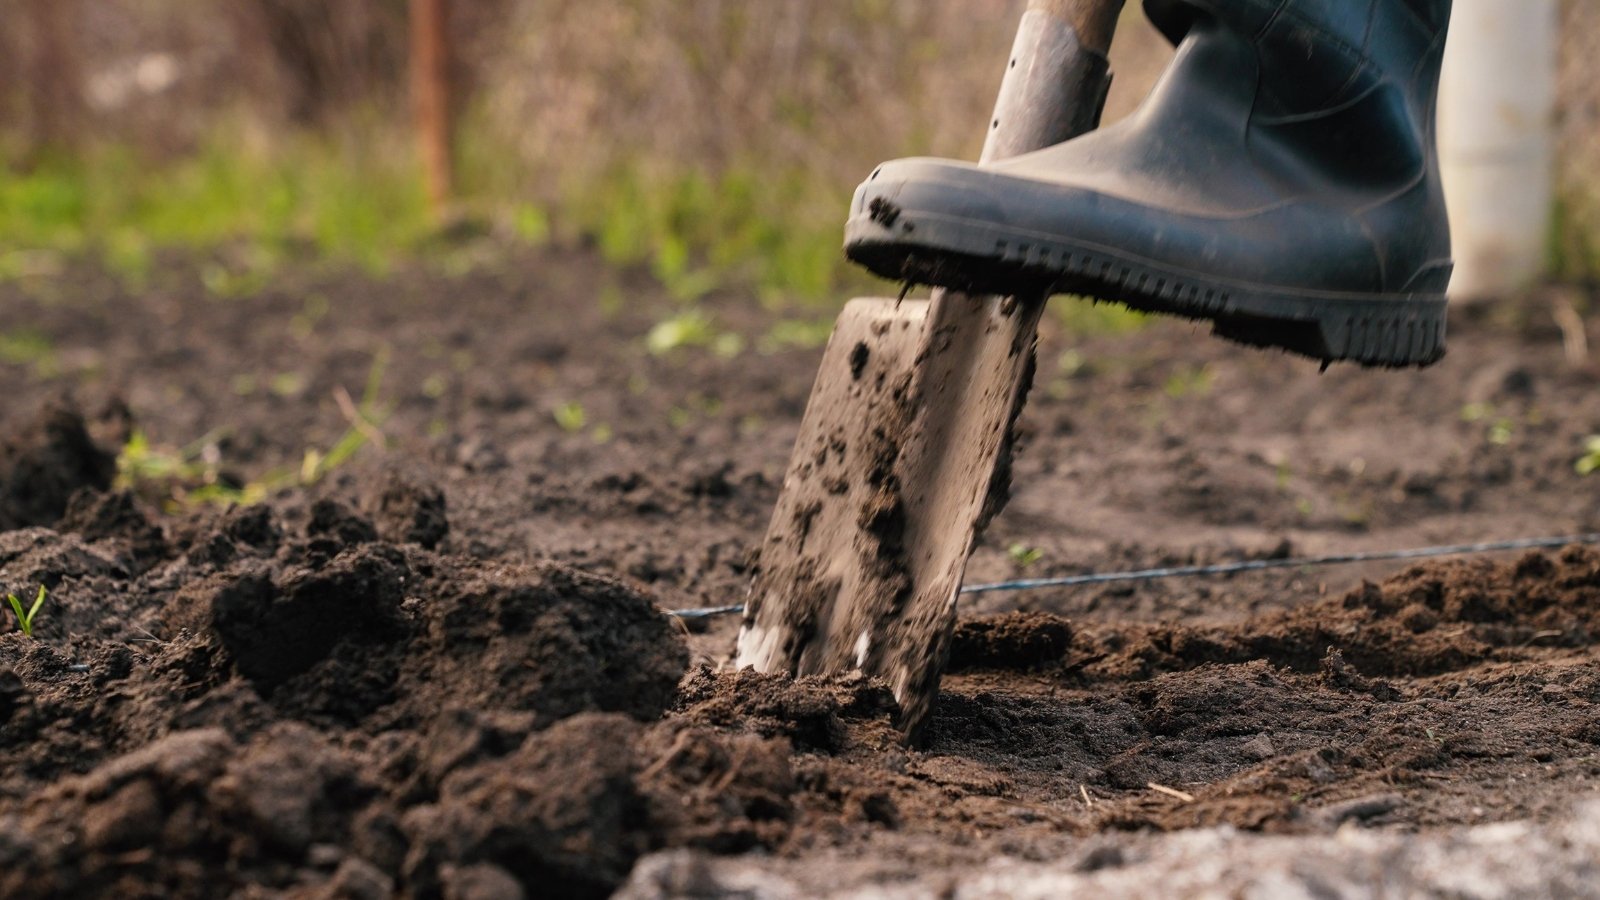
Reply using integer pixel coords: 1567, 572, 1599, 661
1556, 0, 1599, 278
0, 0, 1597, 305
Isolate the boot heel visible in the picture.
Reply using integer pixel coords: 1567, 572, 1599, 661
1212, 300, 1448, 369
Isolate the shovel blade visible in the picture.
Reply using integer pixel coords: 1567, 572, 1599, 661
736, 290, 1043, 740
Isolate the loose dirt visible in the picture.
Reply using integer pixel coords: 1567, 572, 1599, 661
0, 248, 1597, 896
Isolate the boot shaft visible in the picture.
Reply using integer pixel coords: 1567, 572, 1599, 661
1144, 0, 1452, 121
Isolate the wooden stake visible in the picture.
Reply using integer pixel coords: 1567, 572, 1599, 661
26, 0, 85, 152
410, 0, 453, 219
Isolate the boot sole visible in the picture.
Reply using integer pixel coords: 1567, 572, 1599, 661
846, 210, 1448, 369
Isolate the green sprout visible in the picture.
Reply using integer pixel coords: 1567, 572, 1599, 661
758, 318, 834, 353
646, 310, 744, 359
1008, 544, 1044, 568
553, 401, 587, 433
0, 329, 59, 377
1163, 364, 1214, 400
1487, 419, 1514, 446
1577, 436, 1600, 476
7, 586, 47, 638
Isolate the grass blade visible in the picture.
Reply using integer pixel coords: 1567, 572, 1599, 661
8, 592, 30, 637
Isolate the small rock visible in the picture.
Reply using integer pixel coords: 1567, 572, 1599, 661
322, 856, 395, 900
1314, 792, 1402, 828
308, 843, 346, 869
442, 863, 526, 900
82, 779, 162, 851
1240, 734, 1277, 761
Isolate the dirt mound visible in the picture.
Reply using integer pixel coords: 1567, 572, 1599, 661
367, 466, 450, 549
58, 489, 169, 571
1, 724, 411, 899
949, 547, 1600, 683
675, 666, 902, 752
404, 712, 798, 898
201, 544, 408, 687
0, 401, 116, 532
0, 528, 120, 601
949, 611, 1074, 672
404, 712, 650, 898
0, 490, 695, 898
176, 518, 692, 733
408, 560, 689, 726
1, 709, 803, 900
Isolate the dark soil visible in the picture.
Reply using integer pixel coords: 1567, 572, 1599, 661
1, 247, 1598, 897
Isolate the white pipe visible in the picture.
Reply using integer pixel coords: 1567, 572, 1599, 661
1438, 0, 1559, 301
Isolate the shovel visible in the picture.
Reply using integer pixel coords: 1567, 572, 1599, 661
736, 0, 1127, 740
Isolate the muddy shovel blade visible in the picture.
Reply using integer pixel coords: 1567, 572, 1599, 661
735, 0, 1121, 740
736, 290, 1044, 738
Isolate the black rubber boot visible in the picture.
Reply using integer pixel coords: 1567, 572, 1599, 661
846, 0, 1455, 367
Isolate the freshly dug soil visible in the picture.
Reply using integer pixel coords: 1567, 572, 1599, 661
1, 248, 1598, 896
0, 502, 690, 898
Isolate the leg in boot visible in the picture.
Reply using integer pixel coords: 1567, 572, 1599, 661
847, 0, 1455, 367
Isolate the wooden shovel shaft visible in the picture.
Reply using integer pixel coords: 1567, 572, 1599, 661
981, 0, 1121, 164
1030, 0, 1128, 55
867, 0, 1126, 733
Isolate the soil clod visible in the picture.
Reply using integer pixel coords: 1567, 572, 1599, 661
0, 401, 117, 532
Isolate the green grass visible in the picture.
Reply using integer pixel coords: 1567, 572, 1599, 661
0, 329, 58, 377
0, 122, 1154, 327
1550, 192, 1600, 286
646, 309, 745, 358
117, 349, 393, 510
1052, 297, 1151, 337
1, 127, 435, 280
0, 130, 873, 308
554, 161, 869, 307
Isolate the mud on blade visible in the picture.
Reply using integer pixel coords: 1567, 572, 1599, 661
736, 292, 1042, 740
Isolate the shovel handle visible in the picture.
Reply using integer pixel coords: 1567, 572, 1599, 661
1029, 0, 1127, 55
979, 0, 1126, 164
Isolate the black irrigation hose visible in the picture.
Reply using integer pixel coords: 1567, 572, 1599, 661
667, 533, 1600, 621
